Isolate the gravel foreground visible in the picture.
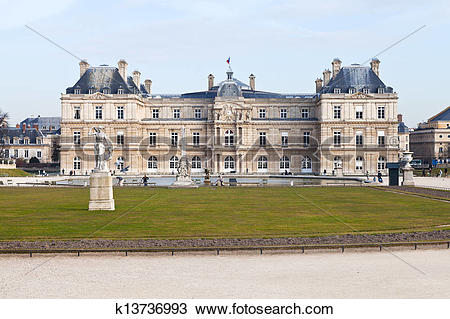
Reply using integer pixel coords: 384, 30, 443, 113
0, 230, 449, 250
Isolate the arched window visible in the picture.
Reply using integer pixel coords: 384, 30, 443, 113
301, 156, 312, 172
377, 156, 386, 170
224, 130, 234, 146
147, 156, 157, 170
355, 156, 363, 170
73, 156, 81, 170
170, 156, 179, 169
257, 156, 268, 171
280, 156, 290, 170
192, 156, 201, 170
116, 157, 124, 170
224, 156, 235, 171
333, 156, 342, 169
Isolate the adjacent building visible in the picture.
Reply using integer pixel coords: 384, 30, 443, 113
60, 58, 400, 175
410, 106, 450, 164
0, 116, 61, 164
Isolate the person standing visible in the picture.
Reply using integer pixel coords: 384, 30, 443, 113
142, 174, 149, 187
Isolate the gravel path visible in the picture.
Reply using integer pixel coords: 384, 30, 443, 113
387, 186, 450, 199
0, 230, 449, 250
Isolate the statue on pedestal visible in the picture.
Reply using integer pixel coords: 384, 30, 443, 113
88, 126, 115, 211
401, 151, 415, 186
89, 127, 112, 172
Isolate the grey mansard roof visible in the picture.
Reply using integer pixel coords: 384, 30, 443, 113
398, 121, 409, 133
429, 106, 450, 122
66, 66, 147, 95
1, 127, 44, 144
320, 64, 393, 94
180, 70, 316, 99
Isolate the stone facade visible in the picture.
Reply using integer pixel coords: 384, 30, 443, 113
0, 124, 56, 164
410, 106, 450, 164
60, 59, 400, 176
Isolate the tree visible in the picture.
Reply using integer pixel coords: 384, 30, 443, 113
0, 109, 8, 159
51, 135, 61, 163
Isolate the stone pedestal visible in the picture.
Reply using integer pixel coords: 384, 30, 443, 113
335, 167, 343, 177
402, 168, 415, 186
89, 171, 115, 211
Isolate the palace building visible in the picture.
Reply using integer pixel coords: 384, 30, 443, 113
59, 58, 400, 175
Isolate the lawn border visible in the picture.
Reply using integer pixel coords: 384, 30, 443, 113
0, 240, 449, 256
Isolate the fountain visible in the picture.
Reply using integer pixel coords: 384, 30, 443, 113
169, 127, 198, 188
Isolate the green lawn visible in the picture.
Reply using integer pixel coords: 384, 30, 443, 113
0, 187, 449, 241
0, 169, 31, 177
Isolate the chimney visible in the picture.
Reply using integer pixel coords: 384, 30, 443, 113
249, 74, 256, 91
315, 78, 323, 93
79, 60, 89, 78
144, 79, 152, 95
208, 74, 215, 90
397, 114, 403, 123
370, 58, 380, 77
16, 123, 19, 128
332, 58, 342, 79
22, 123, 26, 133
323, 69, 331, 86
132, 70, 141, 88
117, 59, 128, 80
33, 124, 39, 130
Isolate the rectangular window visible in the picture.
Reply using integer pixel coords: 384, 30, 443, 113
95, 106, 103, 120
303, 131, 310, 146
259, 132, 266, 146
334, 88, 341, 94
333, 106, 341, 119
24, 150, 29, 158
73, 131, 81, 145
74, 88, 81, 94
377, 106, 385, 119
74, 106, 81, 119
117, 106, 124, 120
24, 138, 29, 145
259, 109, 266, 119
301, 108, 309, 119
149, 132, 156, 146
363, 88, 369, 94
333, 131, 341, 146
4, 149, 9, 158
193, 132, 200, 146
152, 109, 159, 119
281, 132, 288, 147
356, 131, 363, 145
355, 105, 363, 119
14, 150, 18, 157
117, 132, 124, 145
37, 151, 42, 158
378, 131, 385, 145
171, 132, 178, 146
173, 109, 180, 119
194, 109, 202, 119
280, 109, 287, 119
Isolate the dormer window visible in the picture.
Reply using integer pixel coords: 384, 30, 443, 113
349, 87, 356, 94
334, 88, 341, 94
362, 88, 369, 94
378, 87, 385, 94
118, 88, 124, 94
74, 88, 81, 94
103, 88, 110, 94
88, 87, 95, 94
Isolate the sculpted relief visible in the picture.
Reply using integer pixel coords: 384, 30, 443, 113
215, 103, 251, 123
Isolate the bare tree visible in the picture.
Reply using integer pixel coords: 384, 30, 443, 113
0, 109, 8, 159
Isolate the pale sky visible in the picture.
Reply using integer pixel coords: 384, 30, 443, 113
1, 0, 449, 127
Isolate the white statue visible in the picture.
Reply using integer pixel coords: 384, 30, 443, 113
89, 127, 112, 171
